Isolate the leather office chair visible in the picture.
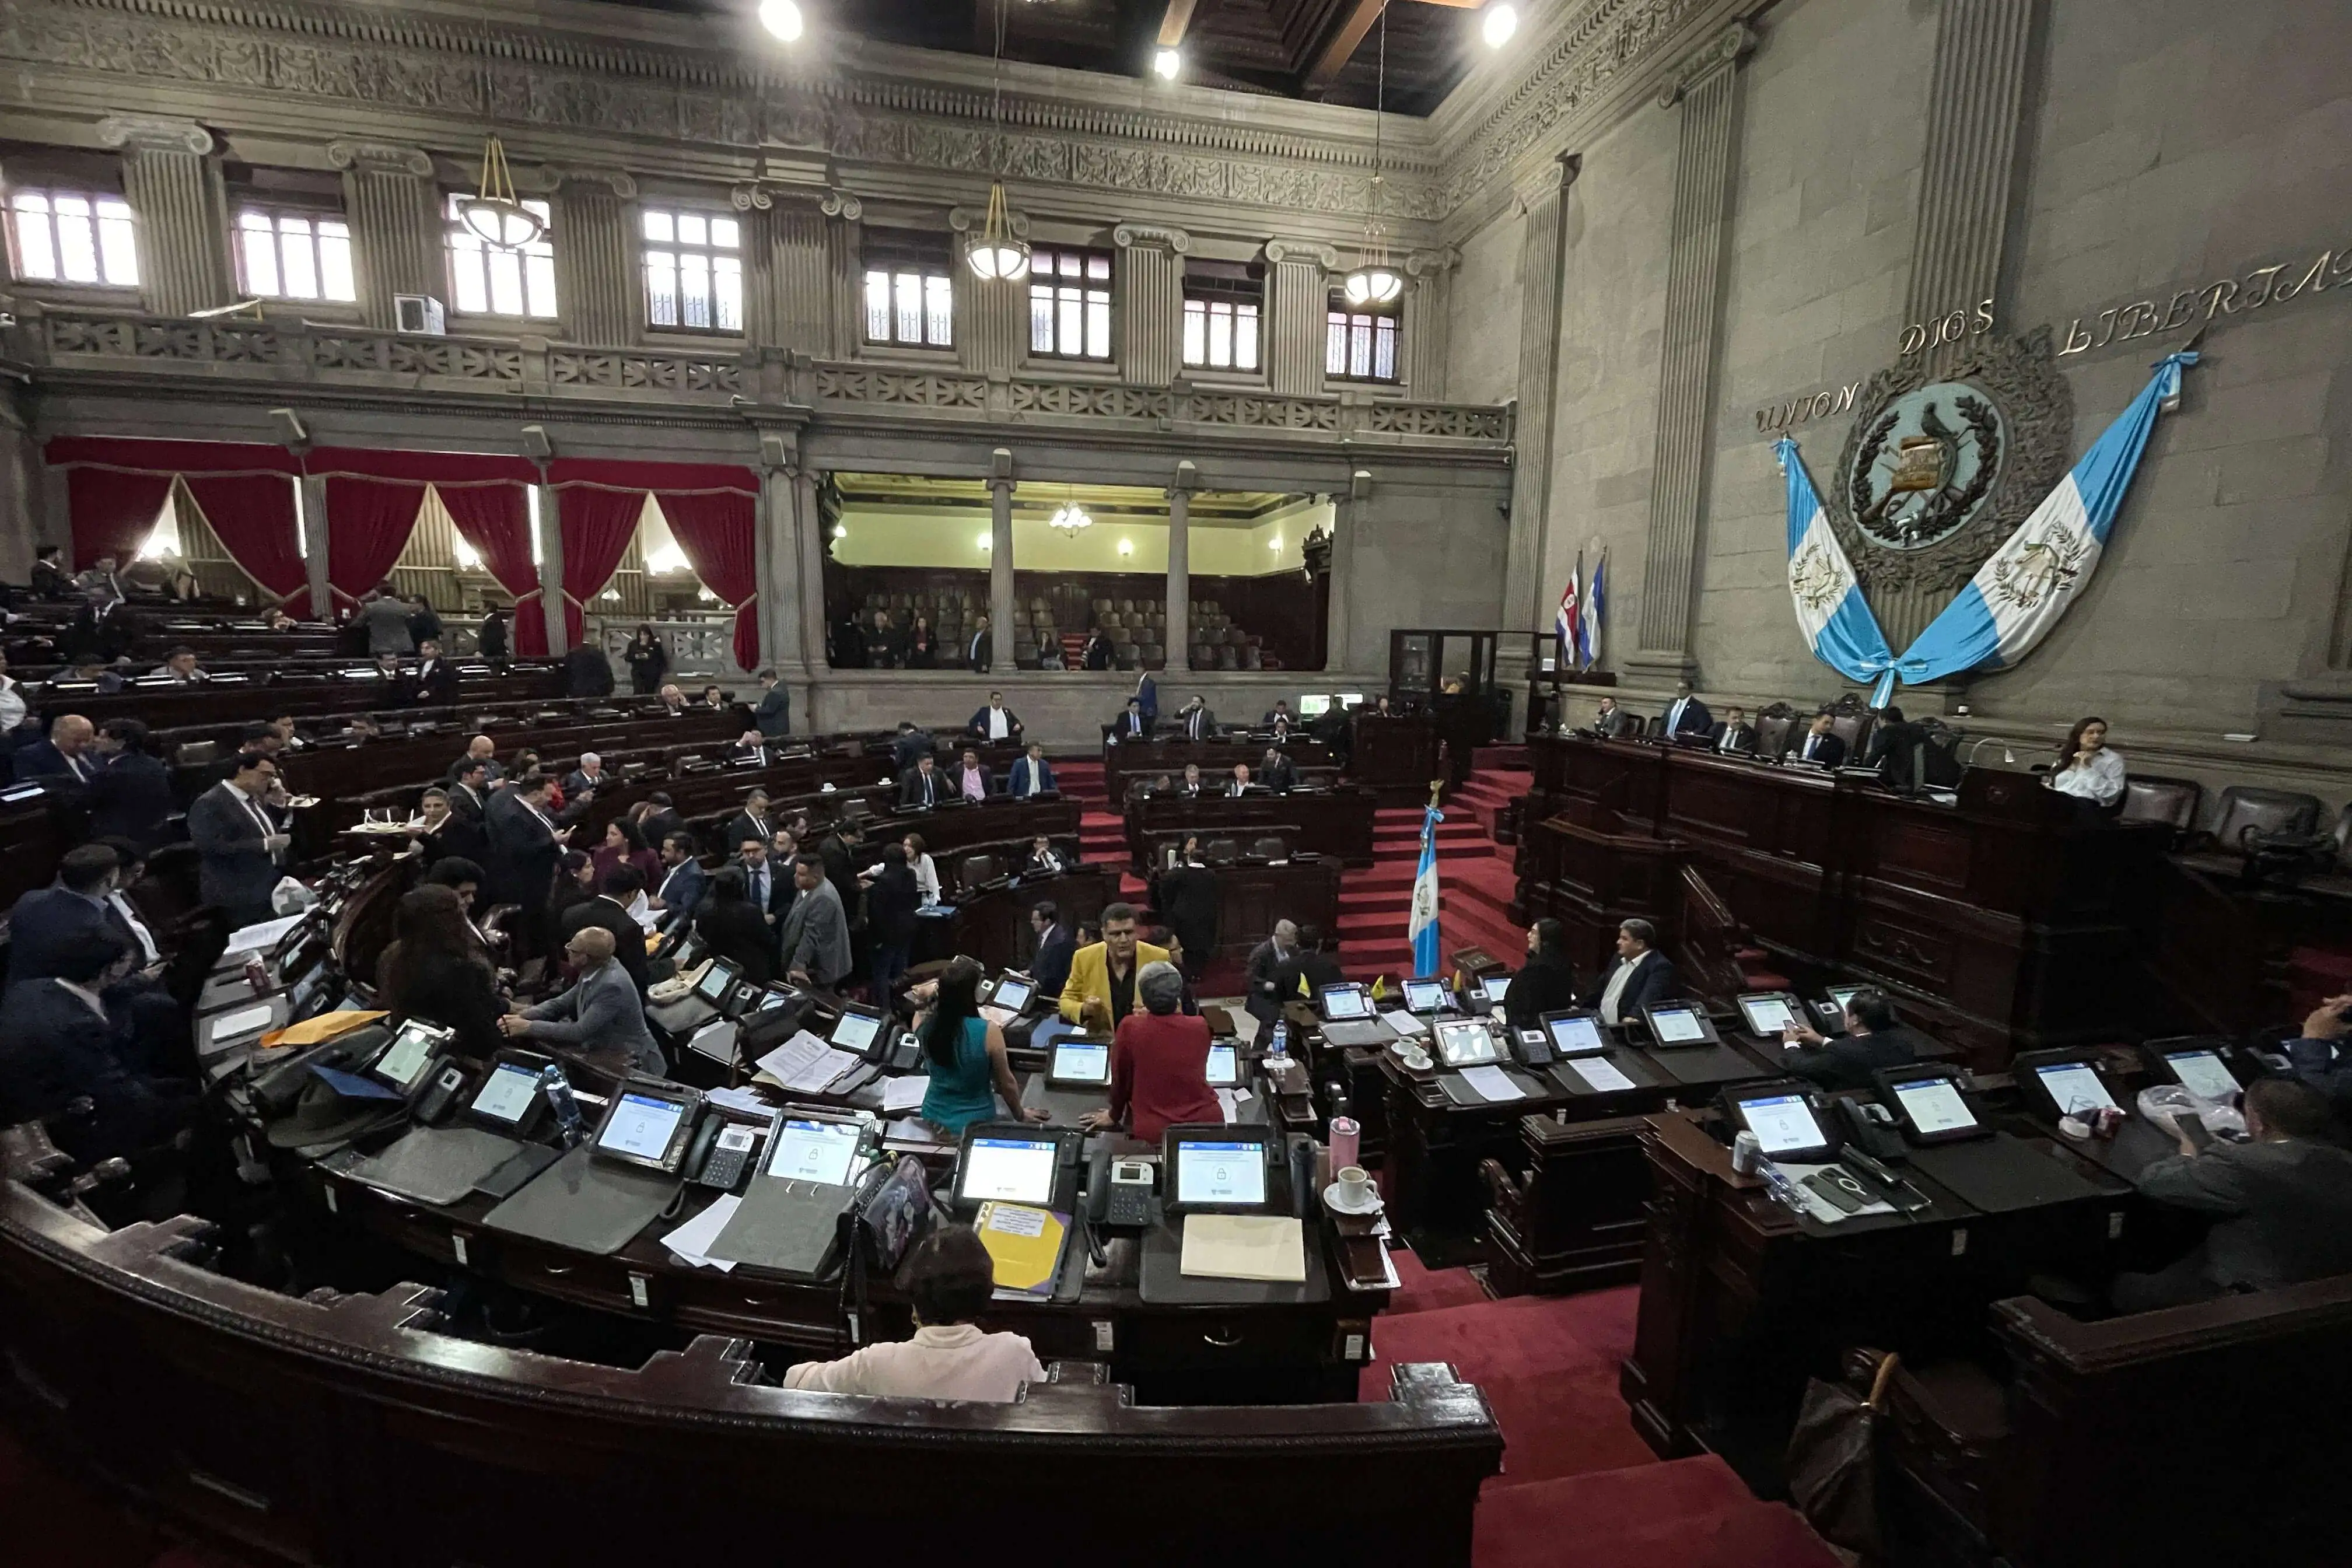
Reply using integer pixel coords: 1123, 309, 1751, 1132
956, 853, 998, 891
176, 739, 220, 768
1825, 695, 1874, 759
1204, 837, 1240, 866
1251, 835, 1287, 860
2119, 775, 2202, 842
1752, 702, 1797, 759
2202, 785, 2321, 852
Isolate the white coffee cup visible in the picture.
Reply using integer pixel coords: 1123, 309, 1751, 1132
1336, 1165, 1373, 1209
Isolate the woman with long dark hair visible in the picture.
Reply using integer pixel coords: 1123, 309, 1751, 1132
625, 622, 668, 695
2047, 715, 2125, 823
905, 614, 940, 670
1506, 918, 1581, 1031
692, 866, 775, 986
915, 956, 1045, 1136
592, 816, 662, 889
376, 884, 505, 1060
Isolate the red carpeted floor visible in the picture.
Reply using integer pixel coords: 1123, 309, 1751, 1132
1367, 1250, 1844, 1568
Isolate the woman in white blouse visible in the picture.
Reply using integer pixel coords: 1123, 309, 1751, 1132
2048, 716, 2125, 821
902, 831, 941, 905
782, 1226, 1042, 1402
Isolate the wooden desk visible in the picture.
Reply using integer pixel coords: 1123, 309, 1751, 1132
44, 663, 567, 728
1126, 786, 1377, 868
1520, 736, 2168, 1066
1101, 736, 1334, 802
1348, 713, 1440, 803
1161, 857, 1342, 963
943, 864, 1115, 971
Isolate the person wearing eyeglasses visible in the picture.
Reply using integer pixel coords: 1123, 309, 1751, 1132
498, 925, 664, 1077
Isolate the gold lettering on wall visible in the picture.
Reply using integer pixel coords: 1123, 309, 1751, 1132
1896, 299, 1996, 356
2061, 246, 2350, 356
1754, 380, 1862, 432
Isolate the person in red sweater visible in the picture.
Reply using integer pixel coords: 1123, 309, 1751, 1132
1083, 961, 1222, 1142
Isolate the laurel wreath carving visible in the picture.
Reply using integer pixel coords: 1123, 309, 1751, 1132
1848, 394, 2003, 548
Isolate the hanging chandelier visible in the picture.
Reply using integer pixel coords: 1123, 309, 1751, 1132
1341, 12, 1402, 308
966, 0, 1032, 282
1048, 490, 1093, 534
454, 136, 545, 251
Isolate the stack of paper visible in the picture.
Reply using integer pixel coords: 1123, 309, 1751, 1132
1385, 1010, 1429, 1038
1180, 1214, 1306, 1282
661, 1195, 743, 1272
880, 1075, 930, 1114
704, 1084, 775, 1116
752, 1029, 858, 1094
223, 912, 307, 956
1560, 1056, 1636, 1093
884, 1116, 951, 1146
1458, 1065, 1527, 1103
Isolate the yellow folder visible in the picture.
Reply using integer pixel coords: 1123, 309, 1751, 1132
975, 1202, 1065, 1294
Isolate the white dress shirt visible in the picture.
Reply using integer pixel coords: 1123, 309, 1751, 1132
781, 1322, 1043, 1403
107, 890, 160, 964
2050, 746, 2126, 806
1667, 698, 1689, 734
1597, 957, 1637, 1025
984, 706, 1010, 741
0, 676, 25, 732
912, 853, 941, 905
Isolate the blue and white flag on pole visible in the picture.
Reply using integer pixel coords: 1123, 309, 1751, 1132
1409, 804, 1444, 979
1580, 549, 1607, 671
1779, 351, 2195, 703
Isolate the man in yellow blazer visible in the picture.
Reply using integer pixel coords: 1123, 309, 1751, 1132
1058, 901, 1169, 1028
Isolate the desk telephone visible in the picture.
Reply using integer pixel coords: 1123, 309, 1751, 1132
686, 1118, 763, 1191
1087, 1147, 1157, 1228
1514, 1028, 1553, 1068
1836, 1098, 1909, 1163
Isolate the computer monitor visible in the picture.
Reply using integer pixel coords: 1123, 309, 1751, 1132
1204, 1042, 1240, 1087
1726, 1086, 1837, 1164
1161, 1124, 1278, 1214
1298, 695, 1332, 719
1336, 692, 1365, 709
1877, 1067, 1986, 1146
1479, 972, 1513, 1009
2027, 1056, 2122, 1119
1319, 983, 1373, 1022
764, 1114, 867, 1186
1642, 1002, 1718, 1049
987, 973, 1035, 1014
1404, 978, 1452, 1014
955, 1131, 1063, 1206
466, 1049, 551, 1133
1736, 992, 1807, 1038
1541, 1010, 1608, 1056
368, 1019, 450, 1093
2160, 1046, 2242, 1103
590, 1080, 701, 1175
830, 1004, 884, 1058
1048, 1039, 1112, 1087
1433, 1017, 1502, 1069
1824, 984, 1869, 1016
692, 956, 741, 1008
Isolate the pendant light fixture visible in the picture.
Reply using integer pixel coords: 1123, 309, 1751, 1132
454, 135, 545, 251
1048, 485, 1094, 535
1341, 10, 1402, 309
966, 0, 1032, 282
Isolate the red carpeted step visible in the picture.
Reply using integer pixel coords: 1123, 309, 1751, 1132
1385, 1247, 1493, 1313
1477, 1364, 1662, 1486
1474, 1460, 1845, 1568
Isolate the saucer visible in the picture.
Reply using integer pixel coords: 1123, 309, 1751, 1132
1398, 1050, 1434, 1072
1324, 1181, 1384, 1217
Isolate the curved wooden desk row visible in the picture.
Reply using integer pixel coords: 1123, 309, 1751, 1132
41, 663, 570, 729
0, 1180, 1501, 1566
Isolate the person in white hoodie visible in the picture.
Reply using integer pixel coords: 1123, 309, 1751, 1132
782, 1226, 1043, 1402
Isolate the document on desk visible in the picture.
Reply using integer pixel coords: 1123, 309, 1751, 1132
211, 1004, 277, 1041
1214, 1086, 1250, 1123
1181, 1214, 1306, 1283
1560, 1056, 1636, 1093
884, 1116, 951, 1147
753, 1030, 858, 1094
223, 912, 307, 957
880, 1074, 929, 1114
977, 1201, 1066, 1300
662, 1194, 743, 1272
1458, 1065, 1527, 1103
1384, 1010, 1429, 1038
704, 1084, 774, 1117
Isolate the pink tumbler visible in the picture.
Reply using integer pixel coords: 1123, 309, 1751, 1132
1329, 1116, 1360, 1173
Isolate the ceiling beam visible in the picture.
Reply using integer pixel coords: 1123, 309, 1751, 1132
1302, 0, 1386, 94
1156, 0, 1199, 49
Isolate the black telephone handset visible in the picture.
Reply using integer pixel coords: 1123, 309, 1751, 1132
1836, 1097, 1909, 1162
1514, 1028, 1553, 1068
414, 1063, 467, 1125
1087, 1148, 1157, 1228
688, 1116, 760, 1191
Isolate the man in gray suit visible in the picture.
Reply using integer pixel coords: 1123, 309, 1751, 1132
776, 852, 850, 990
357, 589, 416, 656
498, 926, 664, 1077
2115, 1077, 2352, 1311
187, 752, 290, 928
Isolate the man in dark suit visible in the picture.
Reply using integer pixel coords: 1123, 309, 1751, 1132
447, 735, 502, 786
1029, 901, 1076, 1002
1262, 699, 1296, 729
562, 640, 615, 698
1660, 681, 1712, 743
1579, 918, 1679, 1027
948, 747, 992, 804
724, 789, 775, 857
1777, 989, 1927, 1091
1021, 834, 1068, 878
188, 752, 290, 928
410, 638, 459, 706
968, 690, 1021, 744
899, 752, 944, 811
89, 719, 174, 849
446, 759, 492, 838
0, 929, 195, 1167
1081, 628, 1112, 670
965, 614, 993, 673
868, 609, 904, 670
486, 773, 575, 940
1708, 706, 1758, 757
13, 714, 99, 787
651, 831, 708, 937
1590, 696, 1632, 739
752, 668, 792, 737
1111, 698, 1149, 740
1258, 747, 1298, 792
559, 864, 653, 994
1177, 762, 1207, 797
638, 795, 689, 856
2115, 1078, 2352, 1311
1178, 697, 1217, 741
5, 845, 123, 985
732, 835, 790, 933
29, 545, 72, 599
890, 722, 935, 774
562, 751, 614, 800
1154, 855, 1219, 982
1244, 921, 1301, 1034
1792, 712, 1846, 767
1006, 743, 1056, 799
730, 729, 780, 768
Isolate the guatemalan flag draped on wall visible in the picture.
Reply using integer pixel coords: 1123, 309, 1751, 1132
1779, 352, 2196, 705
1409, 803, 1444, 979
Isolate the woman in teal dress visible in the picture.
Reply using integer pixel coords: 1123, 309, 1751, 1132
916, 957, 1048, 1136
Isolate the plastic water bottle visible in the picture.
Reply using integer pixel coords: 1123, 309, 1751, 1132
540, 1065, 585, 1149
1269, 1021, 1290, 1063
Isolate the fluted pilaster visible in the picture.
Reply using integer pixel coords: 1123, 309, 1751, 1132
1263, 239, 1336, 398
1499, 153, 1577, 642
988, 451, 1016, 677
555, 173, 638, 348
1628, 26, 1751, 680
100, 116, 233, 317
1167, 464, 1195, 671
1113, 223, 1188, 387
329, 141, 442, 330
741, 187, 856, 358
1406, 250, 1457, 401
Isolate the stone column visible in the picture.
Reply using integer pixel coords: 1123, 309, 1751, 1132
1112, 223, 1189, 387
754, 431, 813, 696
531, 478, 568, 655
99, 116, 233, 317
554, 172, 638, 348
1262, 240, 1335, 398
1626, 26, 1752, 684
329, 141, 443, 331
0, 392, 35, 583
738, 187, 853, 357
1329, 470, 1369, 675
951, 201, 1028, 376
1497, 153, 1578, 650
987, 449, 1016, 676
1167, 462, 1196, 673
298, 473, 331, 621
1405, 250, 1458, 401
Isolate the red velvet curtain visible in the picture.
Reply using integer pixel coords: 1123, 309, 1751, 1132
309, 449, 544, 646
179, 473, 307, 606
60, 468, 173, 570
46, 437, 298, 577
436, 481, 545, 655
551, 459, 761, 668
319, 477, 422, 607
658, 487, 760, 669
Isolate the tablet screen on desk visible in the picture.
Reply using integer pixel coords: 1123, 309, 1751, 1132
2165, 1049, 2241, 1102
1481, 974, 1512, 1007
1174, 1139, 1266, 1208
1738, 995, 1801, 1037
598, 1091, 688, 1163
1434, 1018, 1500, 1068
693, 958, 739, 1005
1891, 1077, 1978, 1136
992, 975, 1034, 1013
1825, 984, 1867, 1014
831, 1009, 881, 1056
1205, 1043, 1238, 1085
1546, 1014, 1605, 1055
1051, 1041, 1111, 1085
1321, 985, 1371, 1020
1739, 1093, 1830, 1159
1404, 979, 1450, 1013
1650, 1006, 1708, 1045
766, 1118, 863, 1185
371, 1021, 440, 1090
2035, 1062, 2119, 1117
960, 1136, 1059, 1205
470, 1061, 541, 1126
